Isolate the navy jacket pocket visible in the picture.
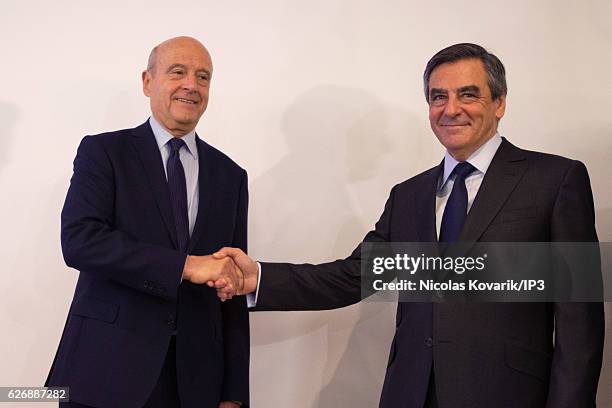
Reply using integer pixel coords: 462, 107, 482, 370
492, 206, 537, 224
71, 296, 119, 323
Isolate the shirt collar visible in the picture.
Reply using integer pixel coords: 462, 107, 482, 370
149, 115, 198, 160
439, 132, 502, 190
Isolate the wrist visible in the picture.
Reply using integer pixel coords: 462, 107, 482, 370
183, 255, 194, 281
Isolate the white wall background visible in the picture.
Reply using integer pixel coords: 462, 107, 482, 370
1, 0, 611, 407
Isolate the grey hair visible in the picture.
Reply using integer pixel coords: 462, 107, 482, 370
423, 43, 507, 102
146, 45, 159, 74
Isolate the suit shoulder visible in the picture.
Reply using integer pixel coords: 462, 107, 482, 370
89, 128, 134, 140
393, 164, 441, 193
71, 128, 137, 163
77, 126, 137, 151
520, 147, 577, 167
512, 144, 587, 177
198, 139, 247, 176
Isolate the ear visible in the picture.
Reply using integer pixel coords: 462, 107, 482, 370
495, 95, 506, 120
142, 70, 151, 97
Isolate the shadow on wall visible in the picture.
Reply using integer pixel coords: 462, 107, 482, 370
249, 84, 425, 270
249, 84, 406, 343
0, 102, 19, 172
0, 101, 19, 384
249, 85, 390, 266
0, 100, 75, 384
24, 179, 76, 386
248, 85, 425, 407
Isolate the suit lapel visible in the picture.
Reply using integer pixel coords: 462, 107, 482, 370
415, 162, 443, 243
131, 122, 178, 249
459, 138, 527, 242
188, 136, 214, 253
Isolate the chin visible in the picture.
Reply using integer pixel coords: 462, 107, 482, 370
171, 112, 198, 123
437, 132, 471, 150
174, 120, 197, 129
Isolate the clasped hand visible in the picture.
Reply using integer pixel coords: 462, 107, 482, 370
183, 249, 258, 301
183, 254, 244, 295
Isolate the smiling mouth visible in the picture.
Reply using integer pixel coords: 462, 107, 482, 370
176, 98, 198, 105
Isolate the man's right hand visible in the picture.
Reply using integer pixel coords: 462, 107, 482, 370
212, 248, 259, 300
183, 255, 243, 294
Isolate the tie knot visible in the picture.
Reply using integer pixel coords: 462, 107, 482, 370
168, 138, 186, 153
452, 162, 477, 180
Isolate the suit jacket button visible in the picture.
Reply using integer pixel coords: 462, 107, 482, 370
167, 319, 176, 330
425, 337, 433, 347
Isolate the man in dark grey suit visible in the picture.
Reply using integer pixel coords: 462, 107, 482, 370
214, 43, 604, 407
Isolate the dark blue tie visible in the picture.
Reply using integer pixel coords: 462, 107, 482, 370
167, 138, 189, 253
439, 162, 477, 243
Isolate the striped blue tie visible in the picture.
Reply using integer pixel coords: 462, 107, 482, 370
167, 138, 189, 253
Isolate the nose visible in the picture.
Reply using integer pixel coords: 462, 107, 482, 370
443, 94, 461, 117
181, 74, 198, 92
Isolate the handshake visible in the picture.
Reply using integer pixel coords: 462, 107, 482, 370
182, 248, 257, 301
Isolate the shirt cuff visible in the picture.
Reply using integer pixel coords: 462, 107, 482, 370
246, 262, 262, 308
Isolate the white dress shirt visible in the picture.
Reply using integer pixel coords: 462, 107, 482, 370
149, 115, 199, 236
435, 132, 502, 238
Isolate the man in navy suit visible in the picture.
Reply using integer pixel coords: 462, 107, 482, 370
214, 43, 604, 407
47, 37, 249, 408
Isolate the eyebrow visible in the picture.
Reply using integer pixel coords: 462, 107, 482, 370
196, 69, 211, 77
429, 85, 482, 99
429, 88, 447, 97
457, 85, 481, 95
167, 63, 187, 73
